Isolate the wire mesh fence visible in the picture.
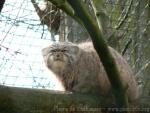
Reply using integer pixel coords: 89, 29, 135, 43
0, 0, 61, 89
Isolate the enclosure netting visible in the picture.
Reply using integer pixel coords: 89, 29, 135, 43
0, 0, 150, 96
0, 0, 61, 89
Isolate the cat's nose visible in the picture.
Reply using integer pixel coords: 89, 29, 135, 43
56, 54, 60, 58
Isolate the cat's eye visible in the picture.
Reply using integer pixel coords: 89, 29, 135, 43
50, 49, 67, 52
50, 50, 57, 52
61, 50, 67, 52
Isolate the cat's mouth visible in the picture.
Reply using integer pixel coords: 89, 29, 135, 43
54, 58, 64, 62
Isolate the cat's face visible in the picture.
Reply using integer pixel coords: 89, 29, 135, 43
42, 42, 80, 74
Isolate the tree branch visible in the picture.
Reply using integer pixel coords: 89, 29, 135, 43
122, 38, 132, 55
66, 0, 128, 108
0, 85, 113, 113
115, 0, 133, 30
49, 0, 84, 28
47, 0, 129, 108
31, 0, 44, 20
90, 0, 107, 34
0, 85, 149, 113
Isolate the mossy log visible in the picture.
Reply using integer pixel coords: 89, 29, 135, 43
0, 85, 107, 113
0, 85, 150, 113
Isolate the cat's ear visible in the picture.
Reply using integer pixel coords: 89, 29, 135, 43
69, 45, 81, 62
42, 45, 52, 56
71, 45, 80, 54
41, 45, 53, 65
62, 42, 80, 55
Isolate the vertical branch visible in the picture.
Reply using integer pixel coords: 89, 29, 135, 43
66, 0, 129, 108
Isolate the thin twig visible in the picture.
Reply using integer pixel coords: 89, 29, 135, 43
122, 38, 132, 55
115, 0, 133, 30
